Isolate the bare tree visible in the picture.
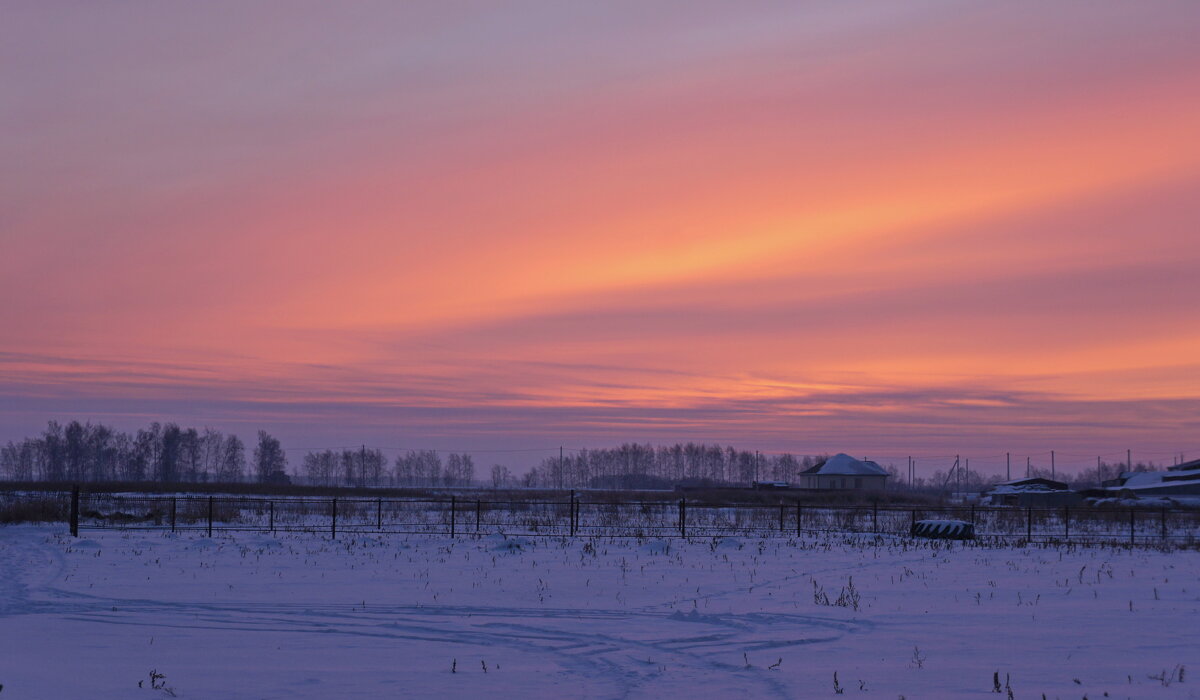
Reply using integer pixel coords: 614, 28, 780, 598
490, 464, 512, 488
253, 431, 286, 483
218, 435, 246, 482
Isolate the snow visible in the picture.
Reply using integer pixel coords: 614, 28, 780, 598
2, 524, 1198, 698
1122, 472, 1171, 489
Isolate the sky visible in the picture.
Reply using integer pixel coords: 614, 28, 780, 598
3, 2, 1200, 475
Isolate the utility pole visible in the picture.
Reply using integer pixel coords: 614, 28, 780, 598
1127, 449, 1132, 472
1006, 452, 1011, 481
1026, 456, 1031, 478
559, 446, 564, 490
755, 450, 760, 483
1051, 450, 1055, 480
361, 444, 366, 488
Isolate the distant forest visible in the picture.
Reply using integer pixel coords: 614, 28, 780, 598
0, 420, 1152, 490
519, 445, 825, 490
0, 421, 826, 489
0, 421, 476, 488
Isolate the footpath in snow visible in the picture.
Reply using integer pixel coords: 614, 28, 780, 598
0, 525, 1197, 698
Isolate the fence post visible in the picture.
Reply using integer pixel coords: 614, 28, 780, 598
911, 509, 917, 535
170, 497, 177, 533
872, 502, 878, 534
1161, 508, 1167, 541
796, 502, 801, 536
1026, 507, 1032, 542
678, 499, 686, 538
476, 499, 482, 534
450, 495, 456, 538
969, 504, 975, 526
69, 485, 80, 537
1063, 506, 1069, 541
207, 496, 214, 537
377, 498, 382, 530
570, 490, 577, 537
331, 498, 337, 539
1129, 508, 1135, 545
779, 503, 785, 533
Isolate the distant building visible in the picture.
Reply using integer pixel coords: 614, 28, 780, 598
751, 481, 792, 491
986, 477, 1082, 507
1100, 460, 1200, 499
1171, 458, 1200, 472
797, 454, 889, 490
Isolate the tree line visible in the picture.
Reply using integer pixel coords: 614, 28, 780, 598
3, 420, 1155, 490
0, 420, 477, 488
518, 443, 828, 489
0, 421, 282, 483
299, 448, 475, 487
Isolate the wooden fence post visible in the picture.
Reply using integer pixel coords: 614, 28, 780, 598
268, 501, 274, 533
795, 503, 801, 537
331, 498, 337, 539
779, 503, 786, 533
678, 499, 686, 538
69, 485, 80, 537
207, 496, 214, 537
1063, 505, 1069, 541
570, 490, 577, 537
170, 497, 176, 533
450, 495, 456, 538
872, 502, 878, 534
476, 499, 482, 534
1129, 508, 1135, 545
1161, 508, 1167, 541
377, 498, 382, 530
1026, 507, 1032, 542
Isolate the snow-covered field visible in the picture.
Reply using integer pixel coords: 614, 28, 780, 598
1, 525, 1196, 699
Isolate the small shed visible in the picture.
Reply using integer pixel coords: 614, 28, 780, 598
798, 454, 889, 490
986, 477, 1081, 507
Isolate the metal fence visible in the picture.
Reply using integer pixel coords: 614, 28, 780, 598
12, 489, 1192, 546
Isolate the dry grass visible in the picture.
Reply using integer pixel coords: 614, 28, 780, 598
0, 495, 68, 523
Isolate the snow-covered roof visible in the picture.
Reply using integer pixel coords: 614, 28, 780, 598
803, 453, 889, 476
989, 477, 1069, 494
1104, 468, 1200, 494
990, 483, 1060, 495
1119, 471, 1166, 489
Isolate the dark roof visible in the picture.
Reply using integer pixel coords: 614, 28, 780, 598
994, 477, 1069, 491
1168, 458, 1200, 472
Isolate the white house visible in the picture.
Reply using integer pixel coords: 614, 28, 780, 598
798, 453, 889, 490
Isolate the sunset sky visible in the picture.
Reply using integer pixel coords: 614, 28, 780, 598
4, 2, 1200, 474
